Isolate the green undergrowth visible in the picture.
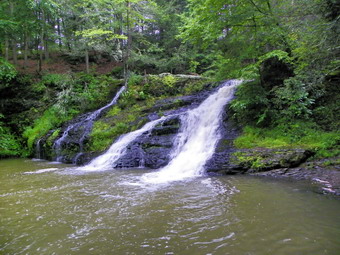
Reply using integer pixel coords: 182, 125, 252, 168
0, 58, 17, 90
88, 103, 151, 152
22, 73, 122, 154
0, 115, 21, 158
23, 107, 71, 150
234, 123, 340, 159
123, 74, 209, 104
320, 158, 340, 168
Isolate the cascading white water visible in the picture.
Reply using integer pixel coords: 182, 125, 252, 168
85, 86, 127, 122
53, 86, 126, 162
79, 116, 168, 171
35, 138, 42, 159
54, 124, 74, 161
142, 80, 242, 184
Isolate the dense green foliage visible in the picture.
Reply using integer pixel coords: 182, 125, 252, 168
0, 0, 339, 160
0, 114, 21, 157
0, 58, 17, 89
22, 74, 121, 152
0, 0, 196, 74
0, 69, 122, 155
180, 0, 339, 79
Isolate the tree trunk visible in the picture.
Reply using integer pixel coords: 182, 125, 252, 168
5, 37, 9, 61
9, 2, 17, 65
44, 14, 49, 59
24, 31, 29, 69
85, 48, 89, 74
12, 40, 18, 65
127, 1, 132, 61
57, 17, 62, 50
39, 31, 44, 72
39, 43, 43, 72
124, 0, 132, 87
39, 8, 45, 72
44, 38, 49, 60
61, 19, 72, 51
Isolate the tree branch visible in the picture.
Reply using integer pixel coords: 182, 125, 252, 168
248, 0, 267, 15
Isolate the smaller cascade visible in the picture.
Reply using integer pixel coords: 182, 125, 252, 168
142, 80, 242, 184
79, 116, 168, 171
73, 152, 84, 165
54, 124, 75, 161
53, 86, 126, 162
35, 138, 43, 159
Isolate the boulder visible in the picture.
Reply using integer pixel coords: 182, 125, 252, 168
207, 148, 315, 175
205, 106, 242, 173
113, 115, 181, 169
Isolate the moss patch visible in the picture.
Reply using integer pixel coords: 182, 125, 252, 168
231, 149, 314, 172
234, 123, 340, 159
87, 102, 151, 152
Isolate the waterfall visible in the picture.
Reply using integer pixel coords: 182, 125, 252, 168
77, 79, 241, 177
54, 124, 75, 161
35, 138, 42, 159
79, 117, 168, 171
53, 86, 126, 162
83, 86, 127, 121
142, 80, 242, 184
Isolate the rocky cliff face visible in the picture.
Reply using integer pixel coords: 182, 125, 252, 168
114, 116, 180, 169
81, 84, 215, 167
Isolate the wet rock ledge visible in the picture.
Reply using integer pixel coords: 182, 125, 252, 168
207, 146, 340, 196
207, 148, 315, 174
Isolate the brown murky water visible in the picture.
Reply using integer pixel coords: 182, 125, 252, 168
1, 158, 339, 254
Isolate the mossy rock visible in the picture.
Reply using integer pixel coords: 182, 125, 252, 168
230, 148, 315, 172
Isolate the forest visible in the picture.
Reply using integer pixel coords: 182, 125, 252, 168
0, 0, 339, 161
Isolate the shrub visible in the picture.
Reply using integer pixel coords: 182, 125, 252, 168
111, 66, 124, 78
23, 106, 70, 151
128, 73, 144, 87
0, 58, 17, 90
143, 74, 179, 97
230, 81, 271, 126
0, 115, 21, 157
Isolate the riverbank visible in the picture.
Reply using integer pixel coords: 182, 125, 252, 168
249, 158, 340, 196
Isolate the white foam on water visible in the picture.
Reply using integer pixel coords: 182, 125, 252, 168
31, 158, 45, 162
53, 86, 126, 161
24, 168, 60, 174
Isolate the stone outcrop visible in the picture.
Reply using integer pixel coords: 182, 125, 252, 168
207, 148, 314, 175
57, 83, 215, 166
250, 158, 340, 196
113, 116, 180, 169
204, 106, 241, 173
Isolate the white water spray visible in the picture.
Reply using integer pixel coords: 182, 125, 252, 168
142, 80, 242, 184
86, 86, 127, 121
78, 117, 167, 171
53, 86, 126, 162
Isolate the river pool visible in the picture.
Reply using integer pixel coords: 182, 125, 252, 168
1, 158, 339, 254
